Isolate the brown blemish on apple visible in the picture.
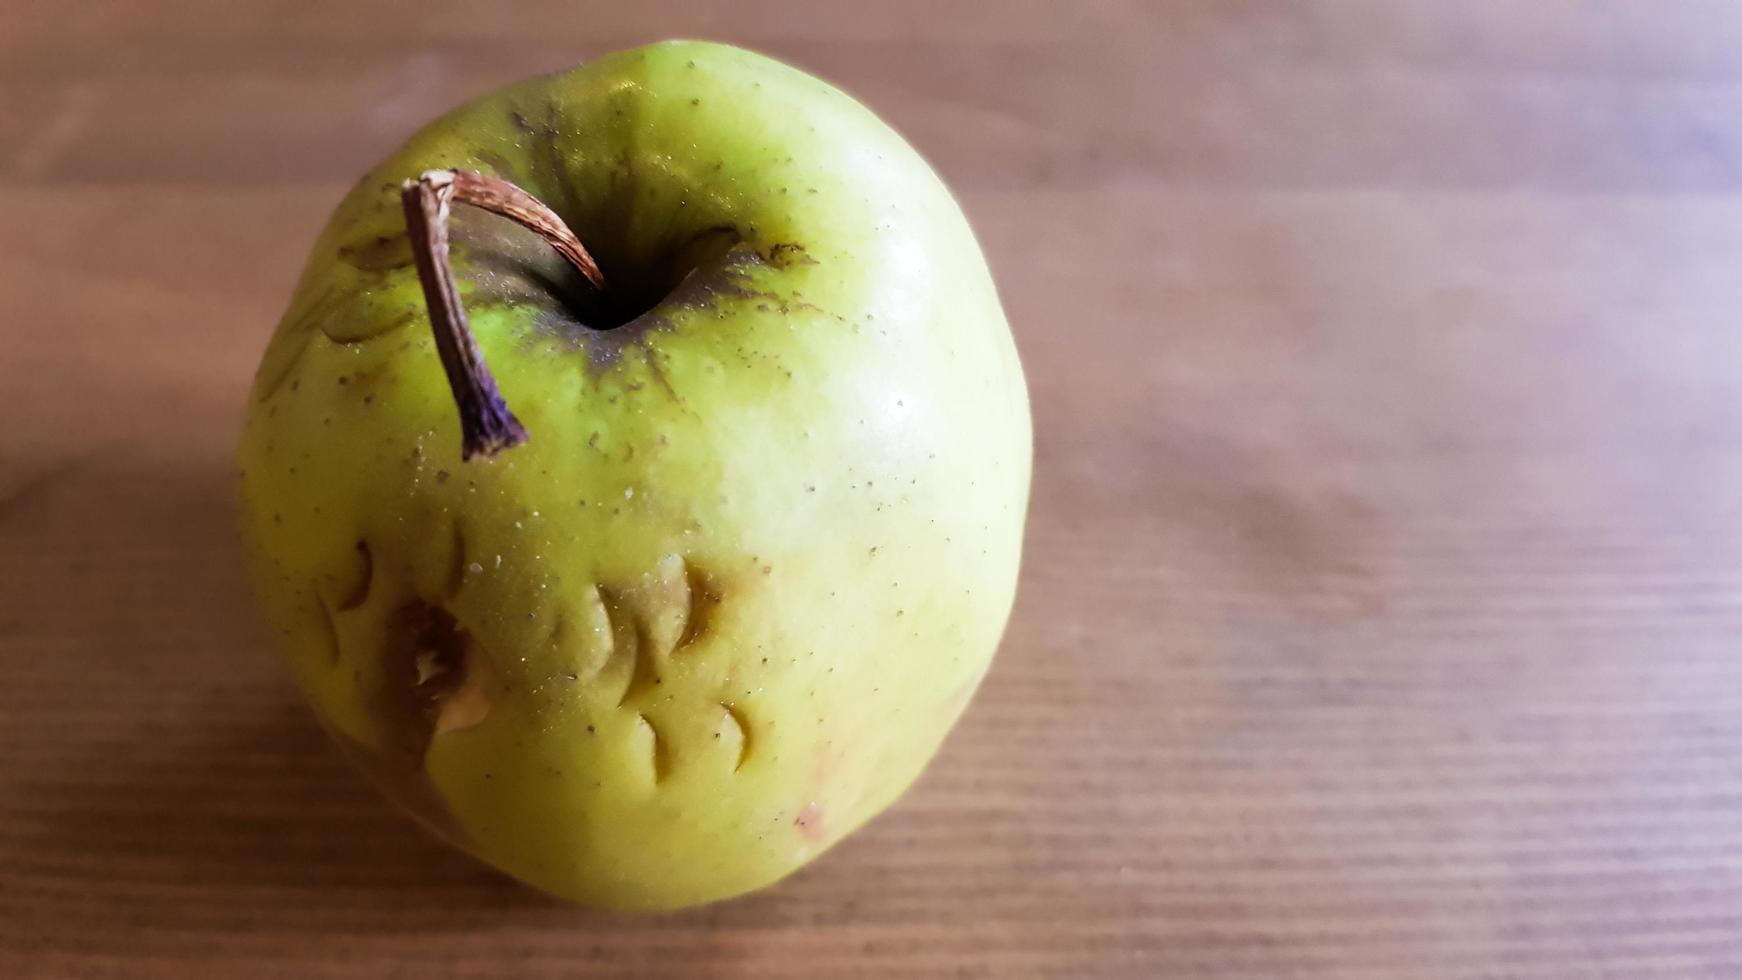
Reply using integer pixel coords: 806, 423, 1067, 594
639, 553, 710, 656
428, 648, 493, 735
766, 242, 817, 268
337, 357, 398, 405
329, 600, 495, 845
371, 602, 494, 754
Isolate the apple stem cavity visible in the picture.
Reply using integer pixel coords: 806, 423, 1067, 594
400, 169, 607, 460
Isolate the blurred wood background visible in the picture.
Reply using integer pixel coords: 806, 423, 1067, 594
6, 2, 1742, 977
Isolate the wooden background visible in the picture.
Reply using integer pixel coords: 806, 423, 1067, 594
5, 2, 1742, 976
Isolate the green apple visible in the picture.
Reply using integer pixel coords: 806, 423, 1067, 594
238, 40, 1030, 909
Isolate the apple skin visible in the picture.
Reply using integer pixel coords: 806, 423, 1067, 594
238, 40, 1030, 909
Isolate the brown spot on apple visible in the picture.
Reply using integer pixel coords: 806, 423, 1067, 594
374, 602, 493, 747
766, 242, 817, 268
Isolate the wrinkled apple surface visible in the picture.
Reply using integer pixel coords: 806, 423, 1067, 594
239, 40, 1030, 909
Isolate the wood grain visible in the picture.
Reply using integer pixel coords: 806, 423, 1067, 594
6, 2, 1742, 977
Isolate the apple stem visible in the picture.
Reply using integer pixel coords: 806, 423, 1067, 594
400, 169, 607, 460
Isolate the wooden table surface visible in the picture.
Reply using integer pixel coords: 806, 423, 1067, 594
7, 2, 1742, 977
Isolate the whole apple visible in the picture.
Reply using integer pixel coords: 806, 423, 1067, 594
238, 40, 1030, 909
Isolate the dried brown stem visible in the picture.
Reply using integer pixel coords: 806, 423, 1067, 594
444, 169, 606, 290
400, 169, 606, 459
